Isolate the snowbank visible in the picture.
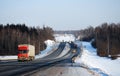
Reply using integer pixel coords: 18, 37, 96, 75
44, 40, 55, 47
35, 40, 58, 59
54, 34, 75, 42
75, 41, 120, 76
0, 56, 17, 60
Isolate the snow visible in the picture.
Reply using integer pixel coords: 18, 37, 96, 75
75, 41, 120, 76
54, 34, 75, 42
35, 40, 58, 59
0, 56, 17, 60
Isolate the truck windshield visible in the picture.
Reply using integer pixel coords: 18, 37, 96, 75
18, 50, 28, 54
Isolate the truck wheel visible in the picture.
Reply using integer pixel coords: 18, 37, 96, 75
29, 56, 34, 61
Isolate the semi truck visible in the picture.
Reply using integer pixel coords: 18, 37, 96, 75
18, 44, 35, 61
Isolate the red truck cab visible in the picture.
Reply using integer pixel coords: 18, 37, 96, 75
18, 45, 29, 61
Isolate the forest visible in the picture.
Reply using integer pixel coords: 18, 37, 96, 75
0, 24, 54, 55
95, 23, 120, 58
75, 23, 120, 59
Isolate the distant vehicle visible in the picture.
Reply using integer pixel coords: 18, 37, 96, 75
18, 44, 35, 61
72, 50, 76, 53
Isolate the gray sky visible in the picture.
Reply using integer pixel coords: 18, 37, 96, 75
0, 0, 120, 30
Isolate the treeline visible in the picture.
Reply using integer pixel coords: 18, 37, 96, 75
76, 23, 120, 59
95, 23, 120, 58
54, 30, 80, 38
78, 26, 94, 41
0, 24, 54, 55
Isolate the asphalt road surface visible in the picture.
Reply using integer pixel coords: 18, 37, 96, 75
0, 42, 96, 76
26, 60, 97, 76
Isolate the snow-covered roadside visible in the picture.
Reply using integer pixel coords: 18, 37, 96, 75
0, 56, 17, 60
0, 40, 58, 60
35, 40, 59, 59
75, 41, 120, 76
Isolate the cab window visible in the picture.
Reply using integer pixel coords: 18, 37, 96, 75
18, 50, 28, 54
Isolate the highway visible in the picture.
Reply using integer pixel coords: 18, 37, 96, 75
0, 42, 96, 76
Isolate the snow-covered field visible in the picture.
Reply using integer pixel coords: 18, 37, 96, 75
54, 34, 75, 42
75, 41, 120, 76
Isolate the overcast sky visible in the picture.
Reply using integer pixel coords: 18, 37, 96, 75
0, 0, 120, 30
